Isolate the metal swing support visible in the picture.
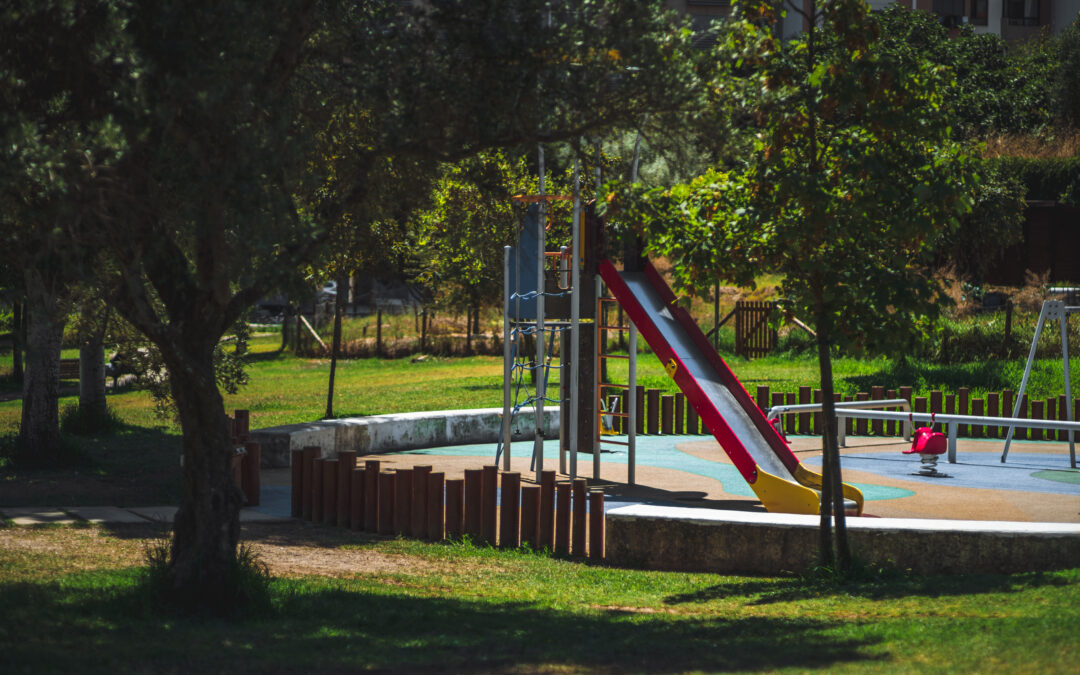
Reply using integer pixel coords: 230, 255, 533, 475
1001, 299, 1077, 467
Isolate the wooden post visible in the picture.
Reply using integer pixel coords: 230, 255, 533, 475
337, 451, 356, 527
290, 450, 303, 518
322, 460, 338, 525
620, 390, 629, 434
1031, 400, 1045, 440
482, 465, 498, 546
376, 309, 383, 357
521, 485, 540, 549
841, 394, 853, 436
799, 386, 812, 435
394, 468, 412, 535
378, 471, 395, 535
539, 470, 556, 552
674, 394, 684, 434
1019, 394, 1029, 440
930, 390, 943, 432
687, 398, 699, 435
464, 469, 483, 542
420, 309, 427, 353
234, 409, 250, 441
427, 472, 445, 541
1058, 394, 1068, 441
445, 478, 464, 539
856, 392, 869, 436
311, 458, 325, 523
813, 389, 822, 435
661, 395, 674, 435
364, 460, 380, 532
988, 391, 1001, 438
885, 389, 897, 436
957, 387, 970, 437
757, 385, 770, 413
589, 490, 604, 561
646, 389, 660, 435
972, 398, 985, 438
771, 392, 784, 432
499, 472, 521, 548
785, 392, 796, 435
555, 482, 571, 555
572, 478, 587, 557
412, 465, 431, 539
302, 446, 320, 520
350, 468, 364, 530
1002, 389, 1015, 440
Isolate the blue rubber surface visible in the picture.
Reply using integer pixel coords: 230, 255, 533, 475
402, 435, 913, 502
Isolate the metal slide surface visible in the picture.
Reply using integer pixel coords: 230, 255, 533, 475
600, 261, 862, 515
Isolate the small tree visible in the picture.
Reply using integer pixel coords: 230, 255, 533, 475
614, 0, 978, 571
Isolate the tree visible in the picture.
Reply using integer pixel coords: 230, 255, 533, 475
4, 0, 697, 610
612, 0, 978, 571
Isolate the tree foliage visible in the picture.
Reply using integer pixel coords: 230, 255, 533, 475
611, 0, 979, 570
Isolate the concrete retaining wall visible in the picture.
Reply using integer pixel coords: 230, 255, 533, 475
251, 407, 558, 467
606, 505, 1080, 575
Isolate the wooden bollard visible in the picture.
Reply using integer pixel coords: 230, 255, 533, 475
800, 386, 813, 435
520, 485, 540, 549
445, 478, 464, 539
958, 387, 970, 436
1032, 400, 1044, 440
463, 469, 483, 541
674, 394, 684, 434
646, 389, 660, 435
973, 398, 986, 438
427, 472, 445, 541
242, 441, 261, 507
302, 446, 321, 520
785, 392, 796, 435
337, 451, 356, 526
539, 470, 555, 551
378, 471, 395, 535
322, 460, 338, 525
394, 469, 413, 535
233, 409, 250, 441
311, 458, 325, 522
856, 392, 869, 435
571, 478, 587, 557
988, 392, 1001, 438
412, 465, 431, 539
687, 400, 699, 435
364, 460, 380, 532
555, 482, 571, 555
350, 468, 364, 530
589, 490, 605, 560
290, 449, 303, 517
499, 472, 521, 548
756, 385, 770, 412
661, 395, 674, 435
481, 465, 498, 545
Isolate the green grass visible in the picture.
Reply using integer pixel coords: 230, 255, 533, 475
1, 525, 1078, 673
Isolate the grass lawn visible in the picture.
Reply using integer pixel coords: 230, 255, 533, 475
1, 522, 1077, 673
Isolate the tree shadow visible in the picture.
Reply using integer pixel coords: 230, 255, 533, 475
0, 576, 883, 673
663, 569, 1075, 607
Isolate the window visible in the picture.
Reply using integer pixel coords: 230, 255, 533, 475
1005, 0, 1040, 26
932, 0, 965, 27
969, 0, 988, 25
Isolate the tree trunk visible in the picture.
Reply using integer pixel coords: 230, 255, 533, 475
79, 336, 107, 421
326, 274, 346, 419
281, 303, 292, 352
815, 314, 851, 572
165, 346, 243, 610
20, 274, 65, 461
11, 300, 24, 383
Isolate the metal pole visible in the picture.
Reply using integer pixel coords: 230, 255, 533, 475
535, 145, 546, 481
628, 320, 637, 485
502, 246, 513, 470
1061, 306, 1076, 467
594, 274, 602, 480
569, 158, 581, 480
1003, 301, 1053, 462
